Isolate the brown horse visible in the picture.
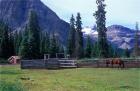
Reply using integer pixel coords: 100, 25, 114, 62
106, 58, 125, 68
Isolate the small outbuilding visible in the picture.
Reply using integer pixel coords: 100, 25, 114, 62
8, 56, 21, 64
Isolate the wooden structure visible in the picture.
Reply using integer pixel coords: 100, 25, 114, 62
59, 59, 77, 68
21, 57, 140, 69
21, 60, 45, 69
8, 56, 21, 64
46, 58, 60, 69
77, 58, 140, 68
21, 53, 77, 69
45, 58, 77, 69
21, 59, 77, 69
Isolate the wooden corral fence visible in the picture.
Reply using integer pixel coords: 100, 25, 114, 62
21, 58, 77, 69
21, 58, 140, 69
77, 58, 140, 68
21, 59, 46, 69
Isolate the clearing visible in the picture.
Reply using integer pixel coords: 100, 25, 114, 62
0, 65, 140, 91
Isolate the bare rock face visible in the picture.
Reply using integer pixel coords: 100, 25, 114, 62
0, 0, 70, 43
83, 25, 140, 50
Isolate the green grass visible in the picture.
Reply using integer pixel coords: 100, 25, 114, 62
0, 81, 25, 91
0, 65, 140, 91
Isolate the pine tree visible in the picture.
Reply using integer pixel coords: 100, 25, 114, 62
19, 26, 30, 59
75, 13, 84, 59
67, 14, 76, 57
14, 31, 22, 55
0, 21, 4, 45
125, 48, 130, 58
49, 33, 58, 58
0, 21, 4, 52
28, 11, 40, 59
91, 42, 100, 58
44, 32, 50, 54
9, 33, 15, 56
59, 45, 64, 53
108, 43, 118, 58
0, 22, 15, 59
94, 0, 109, 58
40, 31, 46, 55
132, 22, 140, 57
13, 31, 18, 55
0, 22, 11, 59
40, 32, 50, 56
85, 36, 92, 58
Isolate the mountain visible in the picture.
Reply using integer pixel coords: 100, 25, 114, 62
82, 25, 140, 50
0, 0, 70, 43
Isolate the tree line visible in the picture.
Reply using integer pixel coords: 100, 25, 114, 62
0, 11, 64, 60
0, 0, 139, 62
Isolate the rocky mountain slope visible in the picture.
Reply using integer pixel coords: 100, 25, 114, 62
82, 25, 140, 49
0, 0, 139, 48
0, 0, 70, 43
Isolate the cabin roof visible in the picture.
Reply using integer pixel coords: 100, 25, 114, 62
8, 56, 20, 60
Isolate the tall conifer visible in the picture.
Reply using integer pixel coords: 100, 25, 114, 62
94, 0, 109, 58
75, 13, 84, 59
85, 36, 92, 58
28, 11, 40, 59
132, 22, 140, 57
49, 33, 58, 57
67, 14, 76, 57
0, 22, 11, 58
19, 26, 30, 59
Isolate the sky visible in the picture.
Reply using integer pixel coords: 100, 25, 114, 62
41, 0, 140, 29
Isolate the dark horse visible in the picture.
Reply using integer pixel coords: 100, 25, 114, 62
106, 58, 125, 68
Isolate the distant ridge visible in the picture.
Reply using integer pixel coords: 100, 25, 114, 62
0, 0, 70, 43
83, 25, 140, 49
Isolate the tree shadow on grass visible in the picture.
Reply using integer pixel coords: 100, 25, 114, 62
119, 85, 134, 89
113, 85, 138, 91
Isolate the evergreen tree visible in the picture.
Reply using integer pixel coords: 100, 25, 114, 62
132, 22, 140, 57
55, 35, 60, 54
0, 22, 11, 59
85, 36, 92, 58
40, 32, 50, 56
40, 31, 46, 55
59, 45, 64, 53
125, 48, 130, 58
67, 14, 76, 57
14, 31, 22, 55
9, 33, 15, 56
75, 13, 84, 59
19, 26, 30, 59
49, 33, 59, 57
44, 32, 50, 54
91, 42, 100, 58
13, 31, 18, 55
94, 0, 109, 58
0, 21, 4, 45
108, 43, 118, 58
0, 21, 4, 52
28, 11, 40, 59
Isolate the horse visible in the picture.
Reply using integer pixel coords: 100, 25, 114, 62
106, 58, 125, 68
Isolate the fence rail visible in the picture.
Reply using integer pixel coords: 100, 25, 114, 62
21, 58, 77, 69
77, 60, 140, 68
79, 58, 140, 62
20, 58, 140, 69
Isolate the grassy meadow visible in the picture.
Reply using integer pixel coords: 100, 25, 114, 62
0, 65, 140, 91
